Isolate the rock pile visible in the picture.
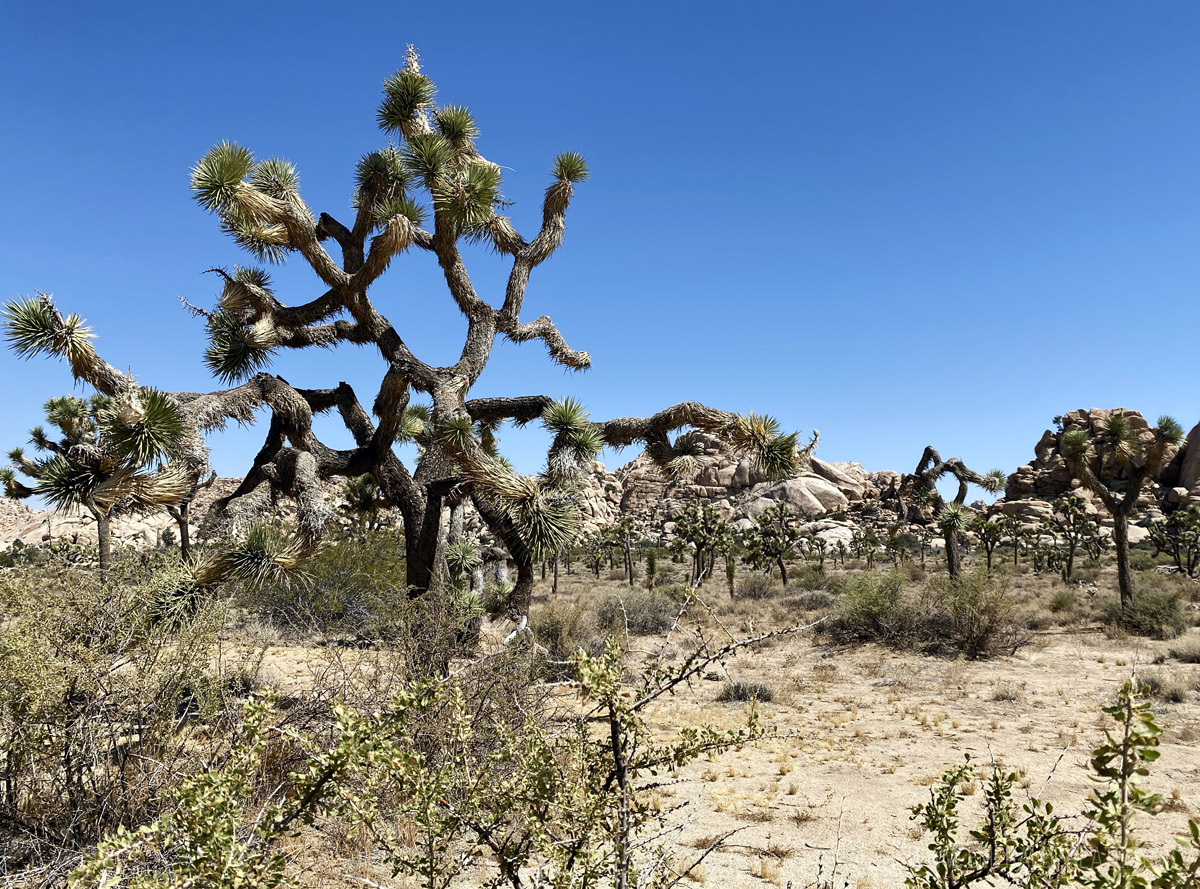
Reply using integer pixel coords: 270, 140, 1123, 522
1005, 408, 1192, 504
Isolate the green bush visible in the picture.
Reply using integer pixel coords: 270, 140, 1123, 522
716, 680, 774, 703
1169, 637, 1200, 663
1103, 588, 1189, 640
920, 571, 1026, 659
0, 567, 245, 872
820, 570, 1025, 658
737, 572, 781, 600
1048, 589, 1076, 614
597, 588, 680, 635
822, 571, 910, 643
250, 529, 408, 634
530, 599, 603, 661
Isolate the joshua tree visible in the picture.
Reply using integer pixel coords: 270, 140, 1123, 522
673, 504, 734, 586
1149, 504, 1200, 578
0, 392, 190, 580
906, 447, 1005, 579
809, 534, 828, 572
970, 514, 1005, 573
601, 517, 638, 588
1050, 494, 1097, 583
849, 526, 880, 567
1061, 414, 1183, 608
644, 547, 657, 590
741, 502, 803, 586
3, 50, 812, 610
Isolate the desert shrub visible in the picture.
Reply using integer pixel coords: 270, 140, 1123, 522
1169, 637, 1200, 663
76, 608, 773, 889
919, 571, 1027, 659
820, 570, 1025, 657
821, 570, 910, 643
908, 682, 1200, 887
1048, 589, 1076, 614
1142, 670, 1193, 704
0, 566, 248, 875
530, 599, 603, 661
793, 564, 832, 590
597, 588, 680, 635
737, 572, 781, 600
717, 680, 774, 703
788, 590, 835, 612
249, 529, 408, 635
1103, 588, 1188, 640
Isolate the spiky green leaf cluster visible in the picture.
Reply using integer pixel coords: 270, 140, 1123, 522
446, 540, 481, 578
755, 430, 801, 480
938, 501, 972, 535
435, 105, 479, 150
101, 388, 187, 466
1156, 415, 1184, 445
433, 161, 503, 228
3, 295, 97, 373
36, 454, 105, 511
356, 147, 408, 193
552, 152, 589, 183
218, 216, 289, 264
1060, 428, 1092, 460
191, 141, 255, 214
248, 157, 299, 199
208, 524, 310, 591
982, 469, 1007, 494
373, 194, 427, 229
439, 415, 477, 453
377, 69, 436, 134
0, 467, 35, 499
397, 404, 431, 444
403, 132, 454, 184
204, 311, 276, 384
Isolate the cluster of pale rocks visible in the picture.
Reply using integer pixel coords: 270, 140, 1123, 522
2, 409, 1198, 555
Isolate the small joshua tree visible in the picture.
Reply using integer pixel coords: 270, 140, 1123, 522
601, 516, 637, 587
1150, 504, 1200, 578
673, 503, 734, 586
1050, 493, 1097, 583
970, 514, 1004, 573
1, 391, 189, 580
1061, 414, 1183, 608
905, 447, 1005, 579
741, 502, 803, 586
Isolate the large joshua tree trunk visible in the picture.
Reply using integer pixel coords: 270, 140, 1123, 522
944, 531, 962, 579
1112, 512, 1133, 608
87, 502, 111, 583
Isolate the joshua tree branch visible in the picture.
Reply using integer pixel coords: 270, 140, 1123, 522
497, 314, 591, 370
465, 396, 554, 425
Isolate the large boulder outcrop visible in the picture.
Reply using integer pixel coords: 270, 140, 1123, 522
1006, 408, 1189, 504
614, 432, 876, 533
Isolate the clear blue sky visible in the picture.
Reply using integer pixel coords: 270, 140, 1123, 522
2, 2, 1197, 492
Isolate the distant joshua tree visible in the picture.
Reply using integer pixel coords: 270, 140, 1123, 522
907, 447, 1005, 579
673, 504, 734, 587
0, 391, 189, 580
741, 502, 803, 586
1061, 414, 1183, 608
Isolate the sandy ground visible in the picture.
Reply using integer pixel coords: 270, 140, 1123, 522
249, 604, 1200, 888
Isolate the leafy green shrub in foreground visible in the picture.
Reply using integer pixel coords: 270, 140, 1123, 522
907, 680, 1200, 887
